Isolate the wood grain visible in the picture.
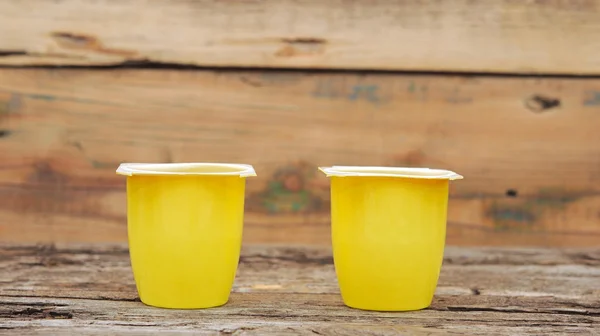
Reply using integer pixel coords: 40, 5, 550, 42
1, 244, 599, 335
1, 0, 600, 74
0, 69, 599, 246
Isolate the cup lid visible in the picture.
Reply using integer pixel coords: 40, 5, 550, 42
116, 163, 257, 177
318, 166, 463, 180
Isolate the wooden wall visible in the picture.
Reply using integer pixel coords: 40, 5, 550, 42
0, 0, 599, 246
2, 0, 600, 74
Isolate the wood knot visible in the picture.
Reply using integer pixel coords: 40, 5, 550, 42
51, 32, 98, 49
51, 31, 137, 57
525, 95, 561, 113
275, 37, 326, 57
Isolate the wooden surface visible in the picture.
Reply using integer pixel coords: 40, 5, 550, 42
1, 0, 600, 74
0, 244, 599, 334
1, 68, 600, 246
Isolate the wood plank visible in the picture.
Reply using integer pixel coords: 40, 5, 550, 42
0, 69, 600, 246
1, 244, 599, 335
1, 0, 600, 74
2, 244, 599, 299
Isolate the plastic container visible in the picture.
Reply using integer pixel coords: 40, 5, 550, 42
319, 166, 463, 311
116, 162, 256, 309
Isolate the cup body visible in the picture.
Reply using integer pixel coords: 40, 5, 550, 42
118, 163, 255, 309
321, 166, 462, 311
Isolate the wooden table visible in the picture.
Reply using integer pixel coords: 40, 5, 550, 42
1, 244, 598, 335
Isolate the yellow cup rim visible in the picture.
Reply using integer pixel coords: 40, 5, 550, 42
319, 166, 463, 180
116, 162, 257, 177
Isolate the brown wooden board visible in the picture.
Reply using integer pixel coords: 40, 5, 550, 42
0, 244, 599, 334
0, 69, 599, 246
1, 1, 600, 74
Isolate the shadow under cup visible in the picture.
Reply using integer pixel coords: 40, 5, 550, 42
116, 163, 256, 309
319, 166, 463, 312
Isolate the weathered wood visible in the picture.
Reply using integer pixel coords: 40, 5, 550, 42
1, 69, 600, 246
0, 244, 599, 335
1, 1, 600, 74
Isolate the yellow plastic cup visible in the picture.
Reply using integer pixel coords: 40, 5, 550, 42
319, 166, 463, 311
116, 163, 256, 309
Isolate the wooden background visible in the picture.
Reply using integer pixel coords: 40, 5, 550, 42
0, 0, 599, 247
